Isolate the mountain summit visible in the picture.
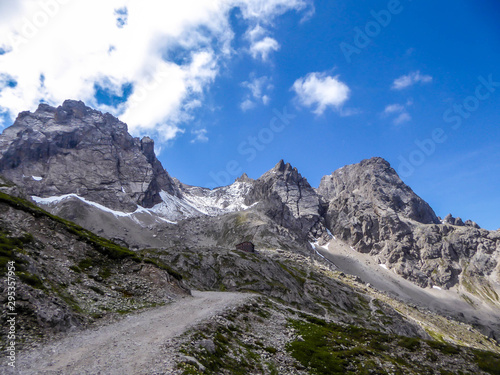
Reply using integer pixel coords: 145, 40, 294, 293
0, 100, 179, 211
1, 101, 498, 344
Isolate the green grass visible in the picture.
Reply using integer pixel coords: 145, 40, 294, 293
285, 315, 491, 375
425, 340, 460, 355
1, 191, 183, 281
0, 191, 140, 262
17, 271, 45, 289
473, 349, 500, 375
398, 337, 421, 352
0, 229, 28, 275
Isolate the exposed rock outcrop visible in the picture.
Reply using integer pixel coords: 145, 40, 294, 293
245, 160, 325, 239
0, 100, 178, 211
317, 157, 499, 290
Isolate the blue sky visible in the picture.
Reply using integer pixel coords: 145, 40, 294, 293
0, 0, 499, 229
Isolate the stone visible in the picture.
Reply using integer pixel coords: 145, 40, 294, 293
0, 100, 179, 212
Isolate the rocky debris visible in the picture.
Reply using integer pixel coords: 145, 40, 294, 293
148, 245, 430, 339
0, 100, 179, 212
168, 297, 496, 375
0, 191, 188, 349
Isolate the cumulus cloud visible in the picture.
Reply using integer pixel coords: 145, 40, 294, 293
250, 36, 280, 61
240, 75, 273, 111
392, 71, 433, 90
292, 72, 350, 115
245, 24, 280, 61
0, 0, 308, 143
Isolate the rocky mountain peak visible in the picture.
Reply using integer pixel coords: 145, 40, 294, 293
0, 100, 178, 211
265, 159, 302, 184
235, 173, 253, 183
318, 157, 439, 224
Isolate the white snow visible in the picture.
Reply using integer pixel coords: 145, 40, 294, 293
326, 228, 336, 239
180, 181, 255, 216
32, 194, 138, 217
32, 176, 43, 181
310, 240, 331, 251
31, 194, 178, 224
379, 264, 388, 270
432, 286, 442, 290
31, 180, 257, 226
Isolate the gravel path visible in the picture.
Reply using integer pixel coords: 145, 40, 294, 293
13, 291, 253, 375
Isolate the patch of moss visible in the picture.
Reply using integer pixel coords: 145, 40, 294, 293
16, 271, 45, 290
398, 337, 421, 352
0, 191, 140, 262
264, 346, 277, 354
78, 258, 94, 270
98, 267, 112, 279
143, 258, 183, 280
69, 265, 82, 273
472, 349, 500, 375
426, 340, 460, 355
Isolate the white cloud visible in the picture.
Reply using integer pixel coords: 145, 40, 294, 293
393, 112, 411, 125
392, 71, 433, 90
384, 104, 405, 114
292, 72, 350, 115
0, 0, 308, 143
383, 102, 412, 125
250, 37, 280, 61
240, 99, 255, 112
191, 128, 208, 143
240, 75, 273, 111
245, 24, 280, 61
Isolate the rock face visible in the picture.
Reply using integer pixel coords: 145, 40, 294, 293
317, 157, 499, 290
244, 160, 325, 239
0, 100, 178, 211
318, 157, 439, 227
0, 101, 497, 294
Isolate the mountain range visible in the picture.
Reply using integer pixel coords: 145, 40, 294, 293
1, 100, 499, 373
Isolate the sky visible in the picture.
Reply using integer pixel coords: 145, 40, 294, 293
0, 0, 499, 230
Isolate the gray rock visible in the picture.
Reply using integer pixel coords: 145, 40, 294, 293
0, 100, 179, 211
180, 355, 206, 372
198, 339, 216, 354
443, 214, 455, 225
244, 159, 325, 239
464, 219, 480, 229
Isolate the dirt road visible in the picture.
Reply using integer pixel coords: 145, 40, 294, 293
14, 291, 254, 374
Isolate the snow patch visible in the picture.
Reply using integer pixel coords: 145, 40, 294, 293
32, 176, 43, 181
326, 228, 336, 239
32, 194, 139, 217
31, 194, 178, 224
180, 181, 255, 216
31, 180, 257, 226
